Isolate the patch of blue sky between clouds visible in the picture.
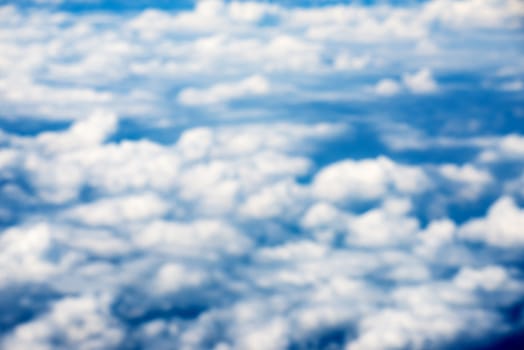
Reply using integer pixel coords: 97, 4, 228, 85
1, 0, 524, 349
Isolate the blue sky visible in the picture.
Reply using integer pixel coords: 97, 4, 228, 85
4, 1, 434, 11
0, 0, 524, 349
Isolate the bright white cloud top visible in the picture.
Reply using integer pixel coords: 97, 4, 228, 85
0, 0, 524, 349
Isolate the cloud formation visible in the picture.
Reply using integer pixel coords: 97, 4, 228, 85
0, 1, 523, 349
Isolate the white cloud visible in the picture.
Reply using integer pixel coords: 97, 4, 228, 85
62, 193, 168, 226
333, 53, 370, 71
402, 68, 438, 94
299, 6, 428, 42
312, 156, 430, 203
453, 265, 510, 292
135, 220, 252, 259
301, 202, 347, 230
2, 294, 123, 350
505, 170, 524, 198
346, 274, 511, 350
0, 1, 523, 349
375, 69, 439, 96
0, 149, 20, 173
346, 198, 420, 247
421, 0, 524, 29
228, 2, 280, 23
256, 240, 328, 263
0, 77, 114, 120
478, 134, 524, 162
169, 122, 342, 216
237, 318, 289, 350
347, 307, 461, 350
5, 112, 179, 202
33, 110, 118, 153
374, 78, 402, 96
500, 79, 523, 91
177, 75, 270, 106
0, 0, 520, 121
0, 223, 64, 287
439, 164, 492, 184
60, 228, 131, 258
175, 122, 342, 159
459, 196, 524, 247
239, 180, 308, 219
153, 263, 207, 295
416, 219, 456, 257
439, 164, 493, 199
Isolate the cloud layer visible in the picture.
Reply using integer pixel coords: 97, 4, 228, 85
1, 1, 524, 349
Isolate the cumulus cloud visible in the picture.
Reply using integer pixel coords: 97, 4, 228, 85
422, 0, 524, 29
2, 294, 123, 350
348, 263, 523, 350
135, 219, 252, 259
505, 170, 524, 198
374, 78, 402, 96
459, 196, 524, 247
438, 163, 493, 199
239, 180, 308, 219
374, 69, 439, 96
453, 265, 511, 292
62, 193, 168, 226
177, 75, 270, 106
153, 263, 208, 295
416, 219, 456, 257
0, 223, 63, 287
312, 156, 430, 203
439, 164, 492, 185
347, 198, 420, 247
0, 0, 520, 120
0, 1, 523, 349
402, 68, 438, 94
333, 53, 370, 71
33, 110, 118, 153
478, 134, 524, 162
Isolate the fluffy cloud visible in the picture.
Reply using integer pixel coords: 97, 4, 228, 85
62, 193, 168, 226
421, 0, 524, 29
2, 294, 123, 350
153, 263, 208, 295
505, 170, 524, 198
459, 196, 524, 247
312, 156, 430, 203
239, 180, 308, 219
478, 134, 524, 162
32, 110, 117, 153
177, 75, 270, 106
0, 223, 64, 287
415, 219, 456, 257
135, 219, 252, 259
347, 198, 420, 247
347, 264, 522, 350
439, 164, 492, 185
453, 265, 511, 292
402, 68, 438, 94
0, 1, 523, 349
374, 78, 402, 96
374, 68, 439, 96
0, 0, 520, 120
438, 164, 493, 199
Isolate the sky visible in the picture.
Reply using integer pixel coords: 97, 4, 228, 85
0, 0, 524, 349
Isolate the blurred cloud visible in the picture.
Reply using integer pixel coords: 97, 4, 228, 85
177, 75, 270, 106
0, 0, 523, 349
459, 196, 524, 247
402, 69, 438, 94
